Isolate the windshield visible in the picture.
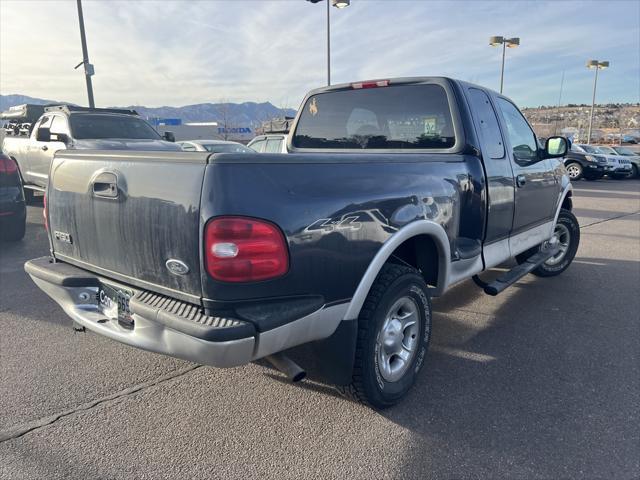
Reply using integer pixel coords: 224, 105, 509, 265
69, 114, 161, 140
292, 84, 455, 150
596, 146, 616, 154
614, 147, 635, 155
203, 143, 253, 153
580, 145, 599, 154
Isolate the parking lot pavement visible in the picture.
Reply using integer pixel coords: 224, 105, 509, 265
1, 179, 638, 479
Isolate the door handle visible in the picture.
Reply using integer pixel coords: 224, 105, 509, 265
92, 172, 119, 198
41, 145, 48, 151
516, 174, 526, 187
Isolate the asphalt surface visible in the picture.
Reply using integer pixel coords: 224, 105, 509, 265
1, 179, 639, 479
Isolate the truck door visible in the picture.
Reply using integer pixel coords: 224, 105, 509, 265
466, 88, 514, 246
24, 115, 53, 186
494, 97, 557, 235
31, 114, 68, 182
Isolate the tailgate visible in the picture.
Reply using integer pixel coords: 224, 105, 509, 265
48, 150, 208, 301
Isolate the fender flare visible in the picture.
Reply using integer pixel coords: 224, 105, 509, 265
552, 180, 573, 228
343, 220, 451, 321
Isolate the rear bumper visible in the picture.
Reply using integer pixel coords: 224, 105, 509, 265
25, 257, 255, 367
24, 257, 349, 368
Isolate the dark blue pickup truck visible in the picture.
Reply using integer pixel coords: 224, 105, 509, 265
25, 77, 579, 408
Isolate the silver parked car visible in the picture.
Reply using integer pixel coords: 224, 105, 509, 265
593, 146, 634, 179
247, 134, 288, 153
611, 146, 640, 178
177, 139, 254, 153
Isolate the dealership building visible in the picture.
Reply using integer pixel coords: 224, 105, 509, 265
149, 117, 255, 143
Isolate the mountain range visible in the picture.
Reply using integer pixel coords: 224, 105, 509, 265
0, 94, 296, 126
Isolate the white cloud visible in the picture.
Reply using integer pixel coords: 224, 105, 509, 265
1, 0, 638, 109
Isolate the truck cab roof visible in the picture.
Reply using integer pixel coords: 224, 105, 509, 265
44, 105, 139, 116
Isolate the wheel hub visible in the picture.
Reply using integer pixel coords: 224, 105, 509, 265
566, 165, 581, 179
545, 223, 571, 266
376, 296, 420, 383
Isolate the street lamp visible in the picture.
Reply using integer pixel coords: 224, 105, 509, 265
586, 59, 609, 144
74, 0, 95, 108
489, 36, 520, 94
306, 0, 351, 86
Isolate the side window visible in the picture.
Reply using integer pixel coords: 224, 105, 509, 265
38, 116, 52, 130
496, 98, 538, 163
249, 139, 266, 152
265, 138, 282, 153
50, 116, 70, 136
468, 88, 504, 159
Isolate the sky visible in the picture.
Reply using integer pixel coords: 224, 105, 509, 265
1, 0, 639, 110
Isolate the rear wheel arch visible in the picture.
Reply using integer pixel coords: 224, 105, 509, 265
390, 234, 440, 288
343, 221, 450, 321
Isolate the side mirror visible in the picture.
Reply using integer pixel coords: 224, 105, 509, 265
163, 131, 175, 142
543, 136, 568, 158
53, 133, 70, 144
36, 127, 51, 142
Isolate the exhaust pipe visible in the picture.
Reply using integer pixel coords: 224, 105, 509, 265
265, 352, 306, 382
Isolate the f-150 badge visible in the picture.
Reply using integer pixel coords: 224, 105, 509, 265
54, 231, 73, 244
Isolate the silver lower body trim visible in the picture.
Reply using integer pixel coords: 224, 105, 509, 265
252, 303, 350, 360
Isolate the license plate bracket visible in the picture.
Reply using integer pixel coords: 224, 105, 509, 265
98, 283, 133, 327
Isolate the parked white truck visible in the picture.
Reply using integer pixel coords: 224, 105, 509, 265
1, 105, 180, 202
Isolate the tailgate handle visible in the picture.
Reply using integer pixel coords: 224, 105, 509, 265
92, 172, 119, 198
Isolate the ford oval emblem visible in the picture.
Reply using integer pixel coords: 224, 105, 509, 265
165, 259, 189, 276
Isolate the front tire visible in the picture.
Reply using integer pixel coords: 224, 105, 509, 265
339, 264, 432, 409
565, 162, 583, 181
632, 164, 639, 178
532, 209, 580, 277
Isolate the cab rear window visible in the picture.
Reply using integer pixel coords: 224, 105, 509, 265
292, 84, 455, 150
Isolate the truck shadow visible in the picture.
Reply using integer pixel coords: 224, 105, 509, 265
383, 257, 639, 477
273, 256, 639, 477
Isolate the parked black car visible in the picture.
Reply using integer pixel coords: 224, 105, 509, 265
564, 146, 606, 181
0, 152, 26, 241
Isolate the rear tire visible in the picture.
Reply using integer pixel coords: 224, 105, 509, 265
0, 214, 26, 242
339, 263, 431, 409
565, 162, 583, 181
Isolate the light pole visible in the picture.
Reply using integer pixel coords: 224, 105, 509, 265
74, 0, 95, 108
489, 36, 520, 94
307, 0, 350, 86
586, 59, 609, 144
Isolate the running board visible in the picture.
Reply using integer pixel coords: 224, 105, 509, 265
473, 248, 559, 296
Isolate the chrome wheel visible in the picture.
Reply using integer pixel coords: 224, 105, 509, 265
376, 296, 420, 383
566, 164, 581, 179
545, 223, 571, 266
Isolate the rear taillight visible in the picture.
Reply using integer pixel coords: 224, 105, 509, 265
43, 192, 48, 231
204, 217, 289, 282
0, 154, 18, 175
